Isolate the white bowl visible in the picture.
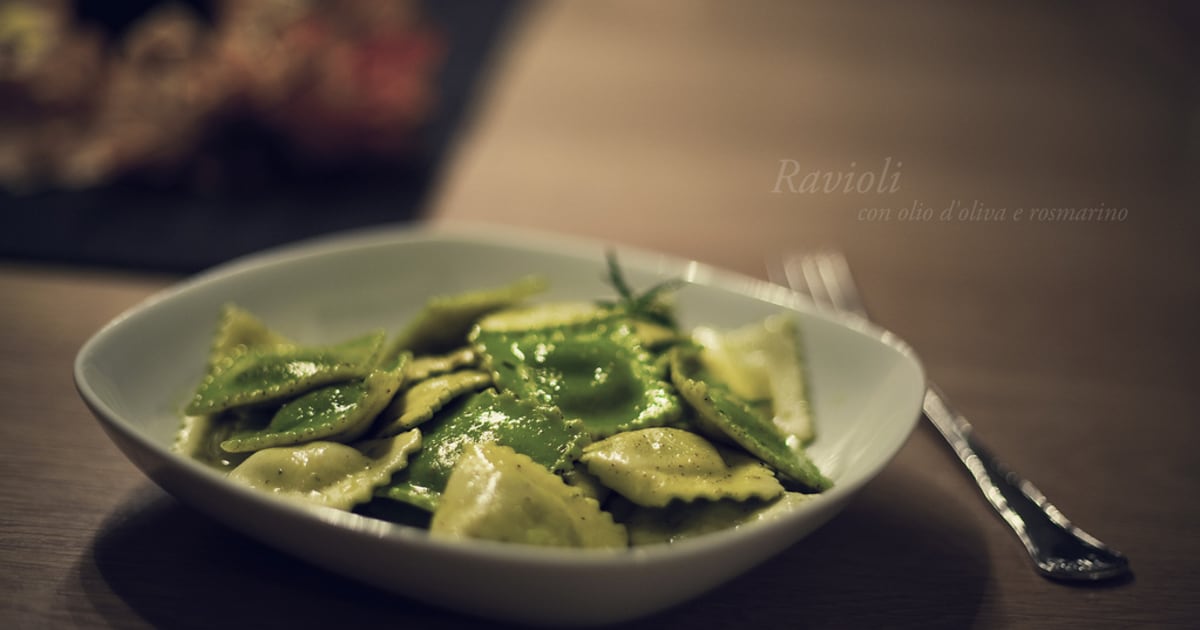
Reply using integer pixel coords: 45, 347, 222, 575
75, 224, 925, 626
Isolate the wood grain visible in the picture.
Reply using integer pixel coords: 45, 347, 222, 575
2, 1, 1197, 627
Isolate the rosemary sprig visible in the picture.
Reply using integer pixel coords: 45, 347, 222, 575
603, 251, 684, 327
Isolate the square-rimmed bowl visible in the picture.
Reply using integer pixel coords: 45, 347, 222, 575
75, 224, 925, 626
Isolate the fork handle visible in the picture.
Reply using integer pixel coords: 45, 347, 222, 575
921, 384, 1129, 580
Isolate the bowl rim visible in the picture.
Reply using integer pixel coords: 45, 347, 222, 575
74, 221, 926, 568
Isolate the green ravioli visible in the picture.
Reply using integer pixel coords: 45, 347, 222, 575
374, 369, 493, 437
382, 275, 548, 360
376, 389, 588, 512
670, 346, 831, 492
693, 314, 815, 445
186, 330, 386, 416
220, 358, 405, 453
206, 304, 294, 370
474, 323, 681, 438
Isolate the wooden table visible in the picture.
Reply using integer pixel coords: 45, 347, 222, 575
3, 1, 1197, 627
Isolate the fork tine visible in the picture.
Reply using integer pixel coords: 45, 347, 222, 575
792, 253, 830, 307
799, 255, 833, 311
780, 252, 827, 310
812, 252, 869, 317
781, 251, 867, 317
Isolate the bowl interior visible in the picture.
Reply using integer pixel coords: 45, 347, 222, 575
75, 225, 925, 624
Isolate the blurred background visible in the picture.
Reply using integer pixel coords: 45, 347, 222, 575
3, 4, 1199, 627
1, 0, 1196, 273
0, 0, 522, 270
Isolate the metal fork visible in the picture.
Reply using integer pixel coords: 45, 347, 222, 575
776, 251, 1131, 582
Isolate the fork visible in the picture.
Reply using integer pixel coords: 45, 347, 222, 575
775, 251, 1131, 582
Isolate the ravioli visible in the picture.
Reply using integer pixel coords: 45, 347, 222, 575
474, 301, 613, 333
186, 330, 386, 416
561, 463, 612, 503
220, 359, 405, 453
227, 430, 422, 510
173, 412, 257, 471
475, 323, 681, 438
431, 442, 627, 548
670, 346, 831, 492
207, 304, 293, 369
580, 427, 784, 507
693, 314, 815, 444
405, 347, 479, 382
382, 275, 547, 359
374, 369, 492, 437
376, 389, 589, 511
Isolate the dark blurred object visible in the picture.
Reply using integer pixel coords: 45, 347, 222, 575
0, 0, 524, 271
1, 0, 443, 190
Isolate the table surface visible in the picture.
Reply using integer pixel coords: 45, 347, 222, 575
3, 1, 1198, 628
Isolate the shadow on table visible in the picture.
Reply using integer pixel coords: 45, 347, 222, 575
629, 468, 992, 629
77, 484, 506, 630
78, 472, 989, 630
